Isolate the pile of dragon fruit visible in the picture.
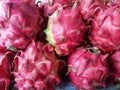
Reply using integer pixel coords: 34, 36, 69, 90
0, 0, 120, 90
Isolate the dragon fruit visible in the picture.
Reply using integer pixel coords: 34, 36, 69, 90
109, 50, 120, 82
13, 41, 65, 90
0, 0, 42, 51
78, 0, 106, 20
37, 0, 72, 16
89, 2, 120, 53
44, 3, 87, 56
114, 0, 120, 4
68, 47, 109, 90
0, 67, 10, 90
0, 36, 7, 52
0, 51, 14, 90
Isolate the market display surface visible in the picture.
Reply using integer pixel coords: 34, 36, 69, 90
0, 0, 120, 90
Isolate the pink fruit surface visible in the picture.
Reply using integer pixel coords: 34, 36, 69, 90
114, 0, 120, 4
109, 50, 120, 82
0, 0, 42, 50
38, 0, 72, 16
78, 0, 106, 20
45, 4, 87, 56
89, 3, 120, 53
0, 51, 14, 90
68, 47, 109, 90
13, 41, 65, 90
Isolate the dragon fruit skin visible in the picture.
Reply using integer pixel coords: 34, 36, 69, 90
37, 0, 72, 16
45, 5, 87, 56
78, 0, 106, 20
0, 36, 7, 52
13, 41, 65, 90
0, 0, 42, 50
0, 51, 15, 90
0, 67, 10, 90
68, 47, 109, 90
89, 3, 120, 53
109, 50, 120, 82
114, 0, 120, 4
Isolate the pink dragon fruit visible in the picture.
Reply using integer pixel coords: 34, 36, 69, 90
0, 66, 10, 90
0, 0, 42, 51
0, 36, 7, 52
0, 51, 14, 90
37, 0, 72, 16
68, 47, 109, 90
114, 0, 120, 4
13, 41, 65, 90
109, 50, 120, 82
44, 3, 87, 56
89, 2, 120, 53
78, 0, 106, 20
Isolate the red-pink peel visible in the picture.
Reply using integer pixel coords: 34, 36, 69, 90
13, 41, 65, 90
0, 51, 14, 90
45, 4, 87, 56
109, 50, 120, 82
78, 0, 106, 20
0, 0, 42, 50
114, 0, 120, 4
38, 0, 72, 16
89, 3, 120, 53
68, 47, 109, 90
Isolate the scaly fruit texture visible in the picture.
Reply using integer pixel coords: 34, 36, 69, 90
13, 41, 65, 90
78, 0, 106, 20
68, 47, 109, 90
0, 51, 14, 90
37, 0, 72, 16
89, 2, 120, 53
45, 3, 87, 56
110, 50, 120, 82
0, 0, 42, 51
